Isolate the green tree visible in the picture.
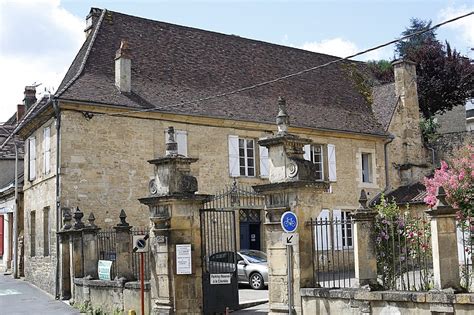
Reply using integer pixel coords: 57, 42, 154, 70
394, 18, 474, 118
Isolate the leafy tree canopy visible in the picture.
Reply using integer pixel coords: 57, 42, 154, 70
370, 18, 474, 118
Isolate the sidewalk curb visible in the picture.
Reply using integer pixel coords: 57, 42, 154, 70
234, 299, 268, 311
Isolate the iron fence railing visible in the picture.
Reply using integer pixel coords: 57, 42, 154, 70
131, 227, 151, 281
459, 219, 473, 291
97, 229, 117, 279
375, 214, 433, 291
97, 227, 150, 281
309, 217, 355, 288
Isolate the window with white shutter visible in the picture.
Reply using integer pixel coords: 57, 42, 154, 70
303, 144, 311, 161
304, 144, 324, 181
28, 137, 36, 181
333, 209, 343, 250
259, 145, 269, 178
43, 127, 51, 174
315, 209, 331, 250
238, 138, 255, 177
164, 129, 187, 156
228, 135, 240, 177
327, 144, 337, 181
341, 211, 353, 248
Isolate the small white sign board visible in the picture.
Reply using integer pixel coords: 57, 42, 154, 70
98, 260, 113, 280
282, 233, 298, 246
176, 244, 192, 275
210, 273, 232, 285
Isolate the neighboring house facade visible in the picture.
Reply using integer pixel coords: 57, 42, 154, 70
13, 8, 428, 295
0, 106, 25, 273
468, 108, 474, 131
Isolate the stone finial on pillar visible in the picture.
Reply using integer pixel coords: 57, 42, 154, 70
425, 186, 461, 291
114, 209, 133, 280
165, 126, 179, 156
276, 97, 289, 135
73, 207, 85, 230
87, 212, 97, 228
352, 189, 379, 289
61, 207, 73, 231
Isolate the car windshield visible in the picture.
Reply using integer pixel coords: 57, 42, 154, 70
240, 250, 267, 263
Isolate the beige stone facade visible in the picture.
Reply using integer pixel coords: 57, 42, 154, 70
22, 101, 389, 294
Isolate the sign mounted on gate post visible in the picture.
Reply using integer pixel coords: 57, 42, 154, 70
176, 244, 192, 275
281, 211, 298, 233
98, 260, 113, 280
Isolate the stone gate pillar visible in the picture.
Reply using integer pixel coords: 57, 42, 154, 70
139, 126, 210, 314
114, 210, 133, 280
82, 213, 100, 279
254, 98, 328, 314
57, 207, 73, 299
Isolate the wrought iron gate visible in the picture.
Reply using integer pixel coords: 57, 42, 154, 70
200, 209, 239, 314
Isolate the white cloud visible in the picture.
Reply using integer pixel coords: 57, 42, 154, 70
299, 37, 393, 61
0, 0, 84, 122
438, 5, 474, 47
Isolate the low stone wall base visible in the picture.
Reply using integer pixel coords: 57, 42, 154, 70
301, 288, 474, 315
73, 278, 150, 314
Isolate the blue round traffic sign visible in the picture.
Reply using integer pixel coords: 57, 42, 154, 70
281, 211, 298, 233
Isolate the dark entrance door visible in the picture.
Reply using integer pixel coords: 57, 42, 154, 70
239, 209, 261, 251
200, 209, 239, 314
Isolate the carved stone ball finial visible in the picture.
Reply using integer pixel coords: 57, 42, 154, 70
165, 126, 178, 156
88, 212, 97, 228
62, 208, 72, 230
276, 97, 289, 135
117, 209, 130, 227
73, 207, 85, 230
358, 189, 368, 210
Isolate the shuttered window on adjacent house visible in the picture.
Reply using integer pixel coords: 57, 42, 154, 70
361, 153, 373, 183
43, 207, 50, 256
228, 136, 256, 177
28, 137, 36, 181
164, 129, 188, 156
43, 127, 51, 174
259, 145, 269, 178
315, 209, 352, 251
304, 144, 336, 181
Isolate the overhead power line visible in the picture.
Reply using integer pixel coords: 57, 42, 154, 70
103, 10, 473, 117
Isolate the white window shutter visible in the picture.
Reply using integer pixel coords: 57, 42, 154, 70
315, 209, 331, 250
29, 138, 36, 181
303, 144, 311, 161
259, 145, 269, 178
176, 131, 188, 157
333, 209, 343, 250
228, 135, 240, 177
44, 127, 51, 174
328, 144, 337, 181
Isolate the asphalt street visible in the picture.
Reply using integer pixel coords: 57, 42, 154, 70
0, 274, 79, 315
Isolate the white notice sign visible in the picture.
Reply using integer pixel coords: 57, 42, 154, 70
98, 260, 113, 280
176, 244, 192, 275
210, 273, 232, 285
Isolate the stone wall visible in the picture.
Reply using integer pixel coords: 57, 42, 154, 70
432, 131, 473, 165
23, 117, 58, 294
73, 278, 151, 314
301, 288, 474, 315
436, 104, 467, 134
57, 108, 387, 228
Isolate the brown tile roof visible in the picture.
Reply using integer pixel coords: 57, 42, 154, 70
0, 125, 24, 160
34, 8, 388, 137
372, 83, 398, 131
371, 182, 427, 206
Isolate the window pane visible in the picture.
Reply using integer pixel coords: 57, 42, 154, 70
247, 139, 254, 148
248, 168, 255, 177
239, 139, 244, 148
240, 167, 246, 176
248, 158, 254, 167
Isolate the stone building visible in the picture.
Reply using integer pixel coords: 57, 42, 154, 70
11, 8, 431, 295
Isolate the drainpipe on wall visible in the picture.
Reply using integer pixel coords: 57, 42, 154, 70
384, 134, 395, 191
53, 99, 61, 299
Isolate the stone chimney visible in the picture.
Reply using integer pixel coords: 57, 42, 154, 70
391, 59, 427, 186
115, 40, 131, 93
23, 86, 37, 110
16, 104, 25, 122
84, 8, 101, 37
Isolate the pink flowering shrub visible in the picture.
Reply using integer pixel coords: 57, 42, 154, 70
424, 145, 473, 215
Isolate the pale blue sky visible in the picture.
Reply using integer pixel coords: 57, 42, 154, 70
0, 0, 473, 121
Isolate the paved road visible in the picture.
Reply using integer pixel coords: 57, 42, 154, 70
0, 275, 79, 315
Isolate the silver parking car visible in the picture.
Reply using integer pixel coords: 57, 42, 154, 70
208, 250, 269, 290
237, 250, 268, 290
